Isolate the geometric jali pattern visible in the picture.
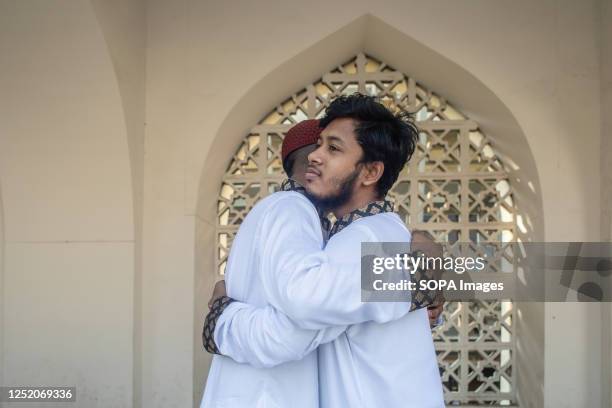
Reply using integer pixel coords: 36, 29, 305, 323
215, 53, 518, 406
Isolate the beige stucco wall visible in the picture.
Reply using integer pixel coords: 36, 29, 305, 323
600, 0, 612, 406
0, 178, 4, 394
0, 0, 609, 407
89, 0, 147, 406
603, 0, 612, 244
0, 0, 137, 406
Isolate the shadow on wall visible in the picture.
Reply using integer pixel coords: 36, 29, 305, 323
0, 180, 4, 392
193, 14, 545, 407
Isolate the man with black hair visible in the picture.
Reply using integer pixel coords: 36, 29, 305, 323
201, 95, 444, 408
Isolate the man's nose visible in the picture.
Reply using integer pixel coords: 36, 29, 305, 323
308, 145, 323, 164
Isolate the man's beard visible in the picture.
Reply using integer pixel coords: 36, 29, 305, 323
305, 165, 361, 213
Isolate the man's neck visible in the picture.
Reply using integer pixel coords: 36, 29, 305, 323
333, 189, 382, 219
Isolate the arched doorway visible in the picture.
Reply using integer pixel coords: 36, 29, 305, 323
214, 53, 518, 406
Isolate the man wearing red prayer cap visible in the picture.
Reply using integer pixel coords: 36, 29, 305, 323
281, 118, 321, 182
201, 95, 445, 408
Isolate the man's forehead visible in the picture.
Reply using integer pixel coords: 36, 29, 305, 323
320, 117, 357, 141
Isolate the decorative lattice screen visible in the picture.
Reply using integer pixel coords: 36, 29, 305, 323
215, 53, 517, 406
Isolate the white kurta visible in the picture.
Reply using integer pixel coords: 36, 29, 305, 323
203, 191, 444, 407
201, 191, 341, 408
316, 215, 444, 408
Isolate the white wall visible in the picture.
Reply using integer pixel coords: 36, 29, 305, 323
602, 0, 612, 243
600, 0, 612, 406
0, 178, 4, 397
0, 1, 136, 406
541, 1, 602, 404
89, 0, 147, 406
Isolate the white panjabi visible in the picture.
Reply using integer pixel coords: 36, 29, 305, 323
201, 190, 443, 407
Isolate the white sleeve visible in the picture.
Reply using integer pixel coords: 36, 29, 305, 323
214, 301, 346, 368
258, 196, 411, 330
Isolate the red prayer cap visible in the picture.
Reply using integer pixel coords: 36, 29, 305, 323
281, 119, 322, 162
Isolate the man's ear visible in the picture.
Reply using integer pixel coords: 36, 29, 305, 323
361, 161, 384, 187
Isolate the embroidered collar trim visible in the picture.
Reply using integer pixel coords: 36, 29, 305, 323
329, 199, 394, 237
280, 179, 393, 238
280, 178, 306, 194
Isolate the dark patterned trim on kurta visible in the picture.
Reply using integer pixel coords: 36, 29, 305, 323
280, 178, 306, 194
202, 296, 235, 354
407, 250, 441, 312
328, 199, 395, 237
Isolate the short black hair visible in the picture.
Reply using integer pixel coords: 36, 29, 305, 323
319, 93, 418, 196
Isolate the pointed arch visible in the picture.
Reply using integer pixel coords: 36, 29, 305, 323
194, 15, 544, 407
211, 52, 517, 405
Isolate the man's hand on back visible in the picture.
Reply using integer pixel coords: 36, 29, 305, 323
208, 280, 227, 309
427, 303, 444, 328
411, 231, 446, 328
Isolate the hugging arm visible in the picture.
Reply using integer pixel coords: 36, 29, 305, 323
207, 299, 346, 368
204, 196, 442, 366
256, 197, 412, 330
